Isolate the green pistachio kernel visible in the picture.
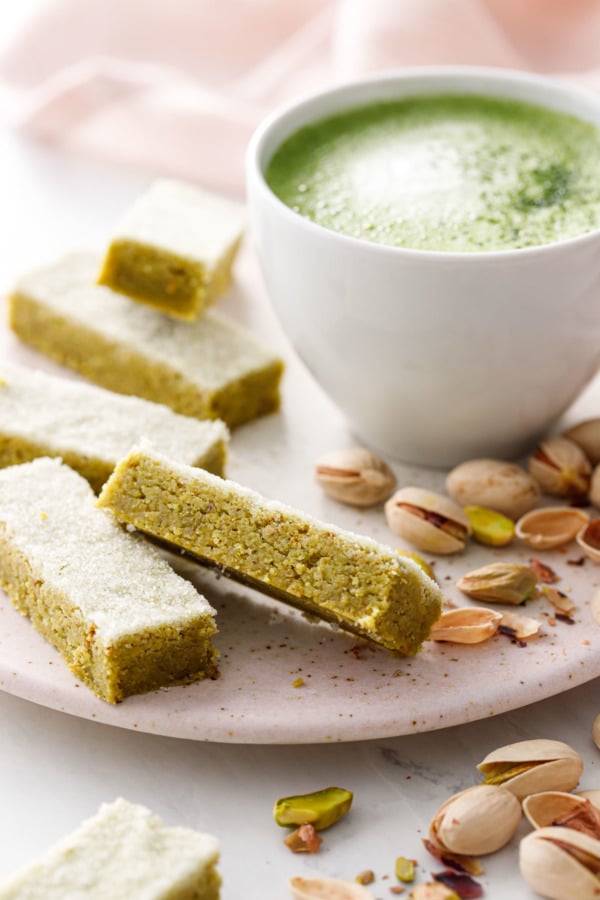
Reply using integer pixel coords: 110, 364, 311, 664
464, 505, 515, 547
273, 786, 353, 830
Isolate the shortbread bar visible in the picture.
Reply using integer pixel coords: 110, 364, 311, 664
0, 798, 221, 899
9, 252, 283, 428
0, 363, 228, 491
98, 179, 245, 320
0, 458, 218, 703
98, 447, 442, 655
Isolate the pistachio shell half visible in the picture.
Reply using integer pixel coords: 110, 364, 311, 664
564, 418, 600, 465
314, 448, 397, 507
289, 876, 373, 900
429, 607, 502, 644
429, 784, 521, 856
516, 506, 590, 550
446, 458, 540, 519
519, 826, 600, 900
591, 465, 600, 509
457, 562, 538, 605
385, 487, 471, 555
576, 520, 600, 562
477, 739, 584, 800
523, 791, 600, 837
528, 437, 592, 498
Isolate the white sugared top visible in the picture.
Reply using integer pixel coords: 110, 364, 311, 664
16, 252, 281, 388
0, 363, 228, 465
110, 178, 245, 264
0, 797, 219, 899
0, 458, 216, 640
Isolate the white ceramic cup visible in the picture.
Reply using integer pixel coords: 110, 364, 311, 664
246, 67, 600, 467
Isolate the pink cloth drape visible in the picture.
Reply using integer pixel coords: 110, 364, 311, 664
2, 0, 600, 195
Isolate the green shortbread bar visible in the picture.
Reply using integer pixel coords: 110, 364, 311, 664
0, 363, 229, 492
98, 447, 443, 655
98, 178, 245, 320
0, 798, 221, 900
0, 458, 218, 703
8, 252, 283, 428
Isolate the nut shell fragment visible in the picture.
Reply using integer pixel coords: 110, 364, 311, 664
289, 876, 373, 900
516, 507, 590, 550
385, 486, 471, 555
528, 437, 592, 498
429, 784, 521, 856
477, 739, 584, 800
499, 610, 541, 641
446, 458, 540, 519
457, 562, 538, 605
519, 826, 600, 900
429, 607, 502, 644
577, 520, 600, 562
315, 448, 397, 507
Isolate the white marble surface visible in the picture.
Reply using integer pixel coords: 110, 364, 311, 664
0, 130, 599, 899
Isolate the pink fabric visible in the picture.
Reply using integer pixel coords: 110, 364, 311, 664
2, 0, 600, 196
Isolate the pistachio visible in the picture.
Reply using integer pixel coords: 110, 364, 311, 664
429, 784, 521, 856
428, 607, 502, 644
516, 506, 590, 550
594, 714, 600, 750
289, 876, 373, 900
564, 418, 600, 465
385, 487, 471, 555
315, 448, 396, 507
499, 610, 541, 641
457, 562, 538, 605
477, 739, 584, 800
519, 826, 600, 900
591, 465, 600, 509
523, 791, 600, 837
528, 436, 592, 498
395, 857, 415, 882
576, 520, 600, 562
446, 458, 540, 520
274, 787, 353, 830
464, 505, 515, 547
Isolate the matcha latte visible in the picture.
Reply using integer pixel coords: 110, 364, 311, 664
265, 94, 600, 253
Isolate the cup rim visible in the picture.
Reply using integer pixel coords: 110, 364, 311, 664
246, 65, 600, 262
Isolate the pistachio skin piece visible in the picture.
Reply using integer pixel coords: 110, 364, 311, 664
446, 458, 540, 520
519, 827, 600, 900
274, 787, 353, 830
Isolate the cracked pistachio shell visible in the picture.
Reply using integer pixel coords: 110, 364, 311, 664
385, 486, 471, 555
446, 458, 540, 520
314, 448, 397, 507
528, 437, 592, 497
590, 465, 600, 510
516, 506, 590, 550
429, 784, 521, 856
274, 787, 353, 830
576, 519, 600, 562
522, 791, 600, 831
429, 607, 502, 644
457, 562, 538, 605
477, 739, 584, 801
564, 418, 600, 466
519, 827, 600, 900
289, 876, 372, 900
